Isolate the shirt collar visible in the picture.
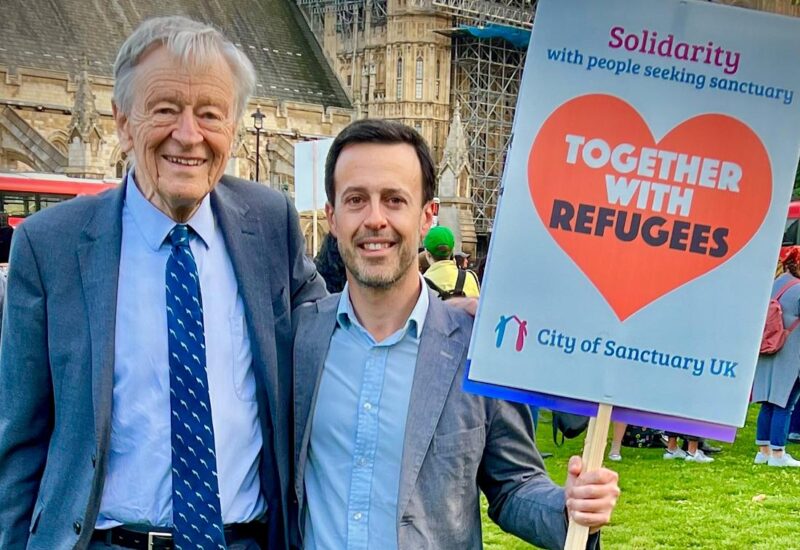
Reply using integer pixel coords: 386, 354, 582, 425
336, 274, 429, 341
124, 170, 215, 251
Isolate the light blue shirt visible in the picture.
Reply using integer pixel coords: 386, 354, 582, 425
304, 280, 429, 550
97, 175, 266, 528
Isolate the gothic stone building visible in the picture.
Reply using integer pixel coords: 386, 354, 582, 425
2, 0, 798, 256
0, 0, 355, 252
298, 0, 800, 256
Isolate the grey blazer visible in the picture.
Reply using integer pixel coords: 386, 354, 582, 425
0, 176, 327, 550
753, 272, 800, 406
293, 291, 598, 550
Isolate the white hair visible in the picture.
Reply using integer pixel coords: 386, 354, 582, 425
113, 15, 255, 121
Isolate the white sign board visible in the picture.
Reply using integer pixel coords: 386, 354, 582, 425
294, 139, 333, 212
466, 0, 800, 433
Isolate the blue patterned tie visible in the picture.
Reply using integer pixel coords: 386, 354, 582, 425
166, 224, 227, 550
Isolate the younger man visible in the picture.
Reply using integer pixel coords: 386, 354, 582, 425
292, 119, 619, 549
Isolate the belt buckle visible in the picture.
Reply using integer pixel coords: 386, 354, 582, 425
147, 530, 172, 550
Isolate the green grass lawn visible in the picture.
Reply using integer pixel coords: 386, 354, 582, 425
480, 405, 800, 549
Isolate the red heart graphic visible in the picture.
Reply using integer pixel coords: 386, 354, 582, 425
528, 94, 771, 321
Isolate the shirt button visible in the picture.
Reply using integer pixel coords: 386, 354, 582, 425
353, 512, 363, 521
363, 402, 372, 411
73, 521, 82, 534
357, 457, 368, 467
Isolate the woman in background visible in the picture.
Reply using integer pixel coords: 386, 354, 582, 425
752, 248, 800, 467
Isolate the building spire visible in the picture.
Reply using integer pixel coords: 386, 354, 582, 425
67, 57, 102, 143
65, 58, 105, 178
435, 100, 476, 257
439, 100, 469, 181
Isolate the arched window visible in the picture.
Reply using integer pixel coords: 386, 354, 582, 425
115, 153, 127, 178
396, 56, 403, 100
415, 56, 424, 99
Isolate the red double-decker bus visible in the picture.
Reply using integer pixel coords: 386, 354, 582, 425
0, 172, 119, 227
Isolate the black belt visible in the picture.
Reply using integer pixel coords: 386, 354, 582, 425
91, 522, 262, 549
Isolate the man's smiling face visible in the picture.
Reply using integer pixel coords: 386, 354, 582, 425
326, 142, 433, 290
114, 45, 236, 221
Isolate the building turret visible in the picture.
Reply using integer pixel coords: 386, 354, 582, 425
436, 102, 477, 257
65, 63, 106, 179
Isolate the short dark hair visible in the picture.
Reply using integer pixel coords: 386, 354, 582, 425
324, 119, 436, 205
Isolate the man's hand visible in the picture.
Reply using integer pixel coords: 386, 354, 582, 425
564, 455, 620, 533
446, 296, 478, 316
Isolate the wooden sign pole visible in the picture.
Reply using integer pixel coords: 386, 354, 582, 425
563, 403, 613, 550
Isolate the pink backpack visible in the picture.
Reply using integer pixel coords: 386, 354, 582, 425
760, 278, 800, 355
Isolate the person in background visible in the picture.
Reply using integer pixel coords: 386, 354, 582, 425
771, 256, 800, 446
663, 434, 714, 463
423, 225, 480, 298
314, 232, 347, 293
789, 406, 800, 443
454, 249, 470, 270
475, 254, 489, 285
0, 212, 14, 263
607, 422, 627, 462
752, 248, 800, 467
681, 438, 721, 455
293, 118, 619, 549
417, 249, 431, 273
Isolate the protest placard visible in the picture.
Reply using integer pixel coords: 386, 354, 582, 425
466, 0, 800, 441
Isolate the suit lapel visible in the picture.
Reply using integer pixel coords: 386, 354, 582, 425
294, 296, 338, 506
396, 294, 465, 521
77, 185, 125, 449
210, 182, 278, 427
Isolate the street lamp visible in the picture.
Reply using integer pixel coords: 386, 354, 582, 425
251, 107, 265, 182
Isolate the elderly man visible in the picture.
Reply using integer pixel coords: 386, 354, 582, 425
0, 16, 325, 550
292, 119, 619, 550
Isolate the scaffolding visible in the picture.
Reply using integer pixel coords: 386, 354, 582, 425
436, 0, 534, 236
296, 0, 387, 36
296, 0, 534, 239
449, 33, 525, 234
432, 0, 533, 28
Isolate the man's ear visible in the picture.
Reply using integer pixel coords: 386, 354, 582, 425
325, 202, 337, 239
420, 200, 435, 238
112, 102, 133, 153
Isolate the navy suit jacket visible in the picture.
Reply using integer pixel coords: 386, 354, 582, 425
0, 176, 326, 549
